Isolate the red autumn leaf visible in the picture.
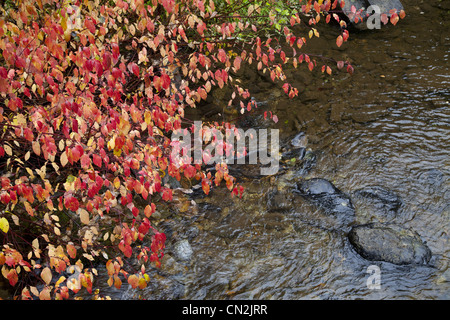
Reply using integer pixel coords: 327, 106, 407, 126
161, 188, 172, 201
314, 1, 321, 12
342, 29, 349, 41
85, 18, 96, 34
112, 67, 122, 79
347, 64, 354, 75
218, 49, 227, 63
132, 206, 139, 217
197, 21, 206, 35
233, 56, 242, 70
0, 192, 10, 205
201, 178, 210, 195
128, 62, 139, 77
184, 165, 196, 179
111, 43, 120, 60
92, 154, 102, 167
80, 154, 91, 169
102, 52, 112, 69
161, 73, 171, 90
64, 195, 80, 212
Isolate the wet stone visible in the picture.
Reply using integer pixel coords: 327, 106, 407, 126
290, 132, 308, 149
348, 222, 432, 265
172, 239, 193, 262
352, 185, 402, 215
294, 178, 356, 229
296, 178, 340, 196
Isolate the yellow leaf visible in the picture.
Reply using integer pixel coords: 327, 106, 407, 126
4, 144, 12, 156
0, 217, 9, 233
58, 140, 65, 151
32, 238, 40, 258
55, 276, 66, 288
41, 267, 52, 285
78, 208, 90, 225
32, 140, 41, 156
39, 287, 51, 300
60, 151, 68, 167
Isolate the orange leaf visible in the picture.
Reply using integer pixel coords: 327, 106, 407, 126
138, 277, 147, 289
128, 274, 139, 288
114, 275, 122, 289
336, 35, 343, 47
390, 13, 399, 26
106, 260, 115, 276
66, 244, 77, 259
6, 268, 18, 286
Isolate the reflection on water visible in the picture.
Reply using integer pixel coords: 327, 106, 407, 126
97, 0, 450, 300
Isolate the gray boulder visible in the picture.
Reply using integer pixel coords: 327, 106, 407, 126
348, 222, 432, 265
172, 239, 193, 262
295, 178, 355, 214
297, 178, 341, 196
294, 178, 355, 229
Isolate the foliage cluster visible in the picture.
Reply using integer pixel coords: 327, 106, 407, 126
0, 0, 403, 299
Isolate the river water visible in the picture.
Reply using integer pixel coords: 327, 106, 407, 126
95, 0, 450, 300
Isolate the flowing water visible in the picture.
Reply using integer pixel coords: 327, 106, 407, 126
91, 0, 450, 300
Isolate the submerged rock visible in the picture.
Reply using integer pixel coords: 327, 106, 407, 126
296, 178, 341, 196
348, 222, 432, 265
294, 178, 355, 228
172, 239, 193, 262
295, 178, 354, 212
353, 185, 401, 214
290, 132, 308, 149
